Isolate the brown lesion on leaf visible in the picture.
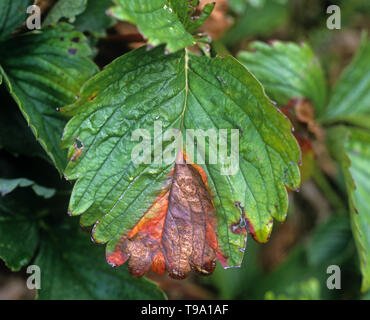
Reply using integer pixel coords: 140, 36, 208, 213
88, 91, 98, 101
230, 201, 248, 235
230, 219, 246, 235
70, 137, 84, 162
106, 153, 221, 279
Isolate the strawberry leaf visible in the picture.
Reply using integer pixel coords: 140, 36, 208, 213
0, 87, 49, 160
73, 0, 115, 36
61, 46, 300, 278
327, 126, 370, 293
0, 192, 39, 271
238, 41, 327, 113
109, 0, 215, 52
43, 0, 88, 25
0, 189, 165, 298
0, 23, 98, 173
307, 215, 352, 267
0, 0, 32, 41
320, 36, 370, 128
35, 220, 165, 299
0, 178, 56, 198
225, 0, 289, 46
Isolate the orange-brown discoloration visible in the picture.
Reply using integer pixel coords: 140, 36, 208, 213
88, 92, 98, 101
151, 251, 166, 274
70, 140, 84, 162
107, 155, 220, 279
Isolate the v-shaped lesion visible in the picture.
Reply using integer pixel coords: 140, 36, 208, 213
106, 153, 222, 279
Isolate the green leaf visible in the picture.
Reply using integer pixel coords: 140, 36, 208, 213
1, 189, 165, 298
246, 246, 311, 298
109, 0, 214, 52
238, 41, 328, 113
0, 23, 99, 173
327, 126, 370, 293
35, 221, 166, 299
320, 36, 370, 127
203, 239, 261, 299
0, 0, 32, 41
167, 0, 215, 33
1, 184, 165, 298
73, 0, 115, 36
307, 215, 353, 267
0, 192, 39, 271
0, 87, 49, 160
264, 278, 321, 300
224, 0, 289, 46
0, 178, 56, 199
363, 290, 370, 300
43, 0, 88, 25
61, 46, 300, 271
228, 0, 249, 15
